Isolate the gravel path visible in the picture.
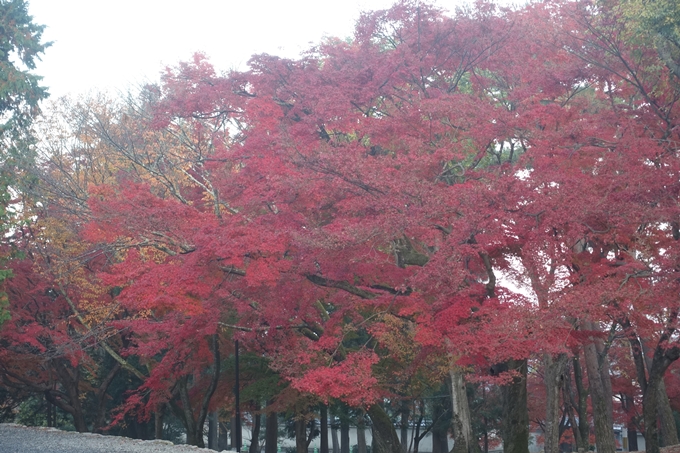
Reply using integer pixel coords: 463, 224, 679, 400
0, 424, 226, 453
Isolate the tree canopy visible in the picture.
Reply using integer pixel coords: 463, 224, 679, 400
4, 2, 680, 453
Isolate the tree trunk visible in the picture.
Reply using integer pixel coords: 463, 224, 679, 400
321, 405, 329, 453
593, 334, 614, 429
570, 355, 590, 452
482, 386, 488, 453
219, 420, 230, 450
265, 408, 278, 453
644, 360, 665, 453
450, 369, 477, 453
297, 417, 308, 453
401, 401, 411, 453
358, 414, 368, 453
92, 362, 121, 433
332, 423, 340, 453
628, 426, 639, 452
657, 380, 678, 447
232, 417, 238, 449
641, 340, 680, 447
628, 326, 680, 452
71, 399, 88, 433
173, 335, 220, 448
155, 404, 165, 440
341, 417, 350, 453
45, 359, 87, 433
500, 359, 528, 453
51, 360, 88, 433
52, 401, 57, 428
432, 388, 450, 453
369, 403, 403, 453
250, 405, 262, 453
643, 339, 680, 453
583, 339, 616, 453
46, 392, 53, 428
624, 328, 644, 453
544, 354, 567, 453
621, 394, 639, 452
178, 375, 199, 446
413, 412, 423, 453
198, 335, 221, 448
563, 401, 579, 453
307, 419, 317, 450
209, 411, 219, 450
432, 430, 449, 453
573, 357, 590, 451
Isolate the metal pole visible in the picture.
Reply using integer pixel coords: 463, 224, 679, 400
235, 339, 242, 453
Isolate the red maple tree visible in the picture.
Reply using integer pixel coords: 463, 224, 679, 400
6, 1, 680, 452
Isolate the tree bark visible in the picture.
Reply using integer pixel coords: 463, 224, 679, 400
321, 405, 329, 453
358, 414, 368, 453
307, 419, 317, 450
265, 406, 278, 453
641, 340, 679, 447
155, 404, 164, 440
621, 394, 639, 452
593, 334, 614, 428
250, 404, 262, 453
219, 420, 230, 450
369, 403, 403, 453
52, 360, 87, 433
44, 386, 87, 433
543, 354, 567, 453
176, 334, 221, 448
45, 392, 53, 428
432, 430, 449, 453
232, 417, 238, 449
198, 335, 221, 448
297, 417, 308, 453
583, 337, 615, 453
431, 389, 450, 453
332, 422, 340, 453
643, 339, 680, 453
656, 380, 678, 447
500, 359, 529, 453
401, 401, 411, 453
93, 362, 122, 433
341, 417, 350, 453
412, 410, 426, 453
628, 426, 639, 452
570, 355, 590, 452
178, 375, 199, 446
628, 323, 680, 451
170, 335, 221, 448
644, 359, 665, 453
450, 369, 477, 453
209, 411, 219, 450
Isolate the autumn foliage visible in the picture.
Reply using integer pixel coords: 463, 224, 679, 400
3, 0, 680, 452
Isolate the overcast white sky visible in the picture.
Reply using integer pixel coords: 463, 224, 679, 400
27, 0, 507, 99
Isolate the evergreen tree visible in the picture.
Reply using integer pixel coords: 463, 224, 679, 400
0, 0, 49, 324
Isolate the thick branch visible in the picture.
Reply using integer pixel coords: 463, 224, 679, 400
305, 274, 377, 299
220, 265, 247, 276
218, 322, 307, 332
